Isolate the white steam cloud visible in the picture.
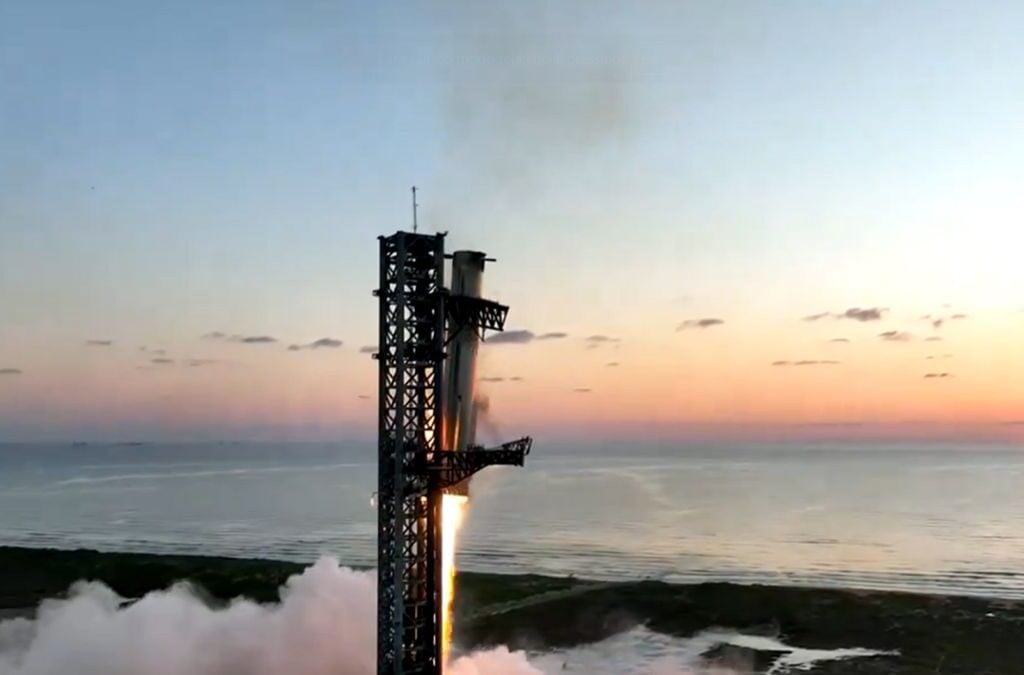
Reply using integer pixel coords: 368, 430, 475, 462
0, 558, 741, 675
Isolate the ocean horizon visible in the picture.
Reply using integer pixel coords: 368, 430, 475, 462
3, 441, 1023, 599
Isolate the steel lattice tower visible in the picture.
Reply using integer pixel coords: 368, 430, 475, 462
375, 231, 531, 675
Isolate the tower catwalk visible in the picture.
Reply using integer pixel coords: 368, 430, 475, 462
375, 231, 531, 675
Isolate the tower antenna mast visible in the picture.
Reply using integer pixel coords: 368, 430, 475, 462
411, 186, 419, 233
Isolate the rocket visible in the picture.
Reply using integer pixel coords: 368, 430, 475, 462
442, 251, 488, 495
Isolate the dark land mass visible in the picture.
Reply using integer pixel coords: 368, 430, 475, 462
2, 546, 1023, 674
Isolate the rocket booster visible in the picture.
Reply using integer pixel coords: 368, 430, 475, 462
442, 251, 487, 494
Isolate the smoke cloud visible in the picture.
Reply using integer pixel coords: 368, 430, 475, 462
0, 558, 841, 674
0, 558, 376, 675
474, 394, 501, 445
0, 559, 705, 675
436, 3, 634, 197
0, 558, 550, 675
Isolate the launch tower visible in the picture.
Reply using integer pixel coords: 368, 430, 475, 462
375, 230, 531, 675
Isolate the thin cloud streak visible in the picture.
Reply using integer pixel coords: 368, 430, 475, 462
677, 318, 724, 330
288, 338, 343, 351
804, 307, 886, 322
184, 359, 218, 367
879, 331, 913, 342
485, 329, 535, 345
583, 334, 620, 349
203, 332, 278, 344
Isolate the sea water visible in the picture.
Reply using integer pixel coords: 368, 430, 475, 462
1, 441, 1023, 598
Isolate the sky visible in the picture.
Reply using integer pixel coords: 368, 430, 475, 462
2, 1, 1023, 443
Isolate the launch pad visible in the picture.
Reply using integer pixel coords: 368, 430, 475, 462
375, 230, 531, 674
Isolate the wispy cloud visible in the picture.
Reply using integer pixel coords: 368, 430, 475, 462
573, 387, 592, 393
878, 331, 913, 342
772, 360, 841, 367
357, 394, 371, 400
184, 359, 218, 367
804, 307, 887, 322
151, 358, 174, 365
359, 345, 377, 354
203, 332, 277, 344
85, 339, 113, 347
924, 336, 943, 342
583, 334, 621, 349
827, 338, 850, 343
509, 376, 524, 382
922, 312, 968, 330
288, 337, 343, 351
925, 354, 953, 360
139, 347, 167, 356
239, 336, 276, 344
480, 376, 506, 383
606, 361, 620, 367
482, 330, 567, 345
924, 372, 953, 379
485, 329, 535, 345
677, 318, 724, 330
0, 368, 22, 375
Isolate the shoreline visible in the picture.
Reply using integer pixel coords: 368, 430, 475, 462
1, 545, 1022, 673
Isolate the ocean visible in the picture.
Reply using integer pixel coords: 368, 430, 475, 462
1, 441, 1023, 599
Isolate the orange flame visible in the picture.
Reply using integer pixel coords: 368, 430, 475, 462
441, 493, 468, 667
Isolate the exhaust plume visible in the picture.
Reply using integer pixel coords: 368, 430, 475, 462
473, 394, 503, 446
0, 558, 742, 675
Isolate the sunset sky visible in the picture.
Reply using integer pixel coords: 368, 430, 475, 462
2, 1, 1023, 442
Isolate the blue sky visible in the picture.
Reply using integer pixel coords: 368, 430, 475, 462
2, 1, 1023, 441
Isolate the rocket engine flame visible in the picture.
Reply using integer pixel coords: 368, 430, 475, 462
442, 493, 469, 667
